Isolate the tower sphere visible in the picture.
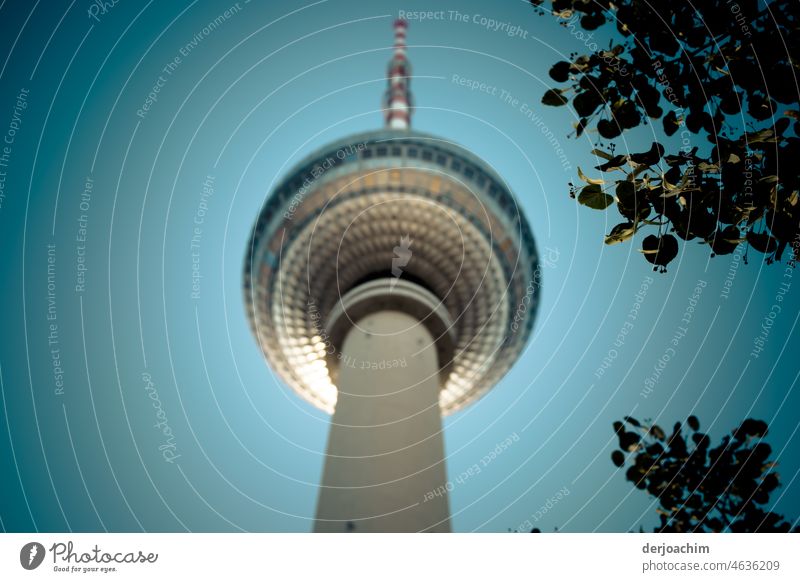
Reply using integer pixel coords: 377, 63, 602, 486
244, 128, 539, 415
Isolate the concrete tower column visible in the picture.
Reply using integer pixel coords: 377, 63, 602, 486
314, 310, 451, 532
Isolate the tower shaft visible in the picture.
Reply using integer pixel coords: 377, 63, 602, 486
314, 310, 450, 532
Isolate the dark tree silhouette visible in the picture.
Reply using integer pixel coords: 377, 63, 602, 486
532, 0, 800, 270
612, 415, 797, 532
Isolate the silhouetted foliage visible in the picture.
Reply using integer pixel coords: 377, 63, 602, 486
531, 0, 800, 270
613, 416, 798, 532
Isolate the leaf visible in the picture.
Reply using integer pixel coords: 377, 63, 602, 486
629, 163, 651, 181
641, 234, 679, 269
649, 425, 666, 440
746, 231, 778, 254
739, 419, 768, 438
616, 180, 636, 207
745, 128, 776, 144
542, 88, 568, 106
662, 167, 695, 195
549, 61, 571, 83
612, 450, 625, 467
624, 416, 641, 427
687, 416, 700, 431
697, 161, 719, 172
605, 221, 638, 245
597, 118, 622, 139
577, 166, 605, 185
708, 225, 742, 256
692, 433, 710, 449
627, 466, 646, 488
574, 90, 602, 117
613, 99, 640, 129
619, 431, 641, 452
577, 184, 613, 209
629, 142, 665, 166
752, 442, 773, 462
590, 149, 614, 161
663, 110, 681, 136
596, 155, 627, 172
748, 92, 775, 121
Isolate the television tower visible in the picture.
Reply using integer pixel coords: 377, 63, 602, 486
244, 20, 539, 532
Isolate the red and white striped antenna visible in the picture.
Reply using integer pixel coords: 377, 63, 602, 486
383, 19, 413, 130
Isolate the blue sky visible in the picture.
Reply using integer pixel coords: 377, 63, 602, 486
0, 0, 797, 532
